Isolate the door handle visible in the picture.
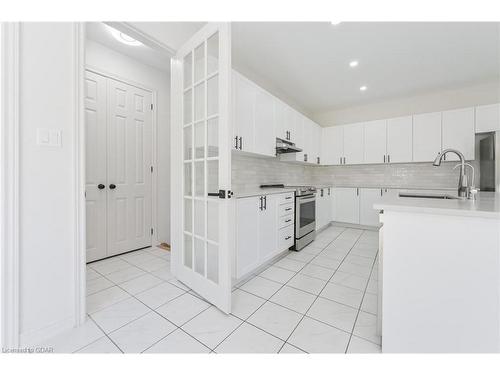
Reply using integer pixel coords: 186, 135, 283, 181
109, 184, 116, 189
98, 184, 105, 190
234, 136, 239, 149
285, 236, 292, 240
285, 219, 292, 223
264, 195, 267, 210
259, 196, 263, 211
384, 155, 386, 163
387, 154, 390, 163
239, 136, 242, 150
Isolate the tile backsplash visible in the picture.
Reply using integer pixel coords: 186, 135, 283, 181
232, 153, 480, 191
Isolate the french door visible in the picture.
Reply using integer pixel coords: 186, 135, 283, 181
171, 23, 232, 313
85, 70, 153, 262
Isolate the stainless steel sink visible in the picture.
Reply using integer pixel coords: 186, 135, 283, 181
399, 192, 460, 200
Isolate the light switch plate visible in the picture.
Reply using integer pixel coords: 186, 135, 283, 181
37, 128, 62, 147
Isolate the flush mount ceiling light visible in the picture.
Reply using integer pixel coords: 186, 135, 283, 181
360, 85, 368, 91
107, 25, 143, 46
349, 60, 359, 68
330, 21, 342, 26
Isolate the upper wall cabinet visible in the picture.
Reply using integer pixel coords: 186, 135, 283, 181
476, 104, 500, 133
343, 122, 365, 165
441, 107, 475, 161
363, 120, 387, 164
386, 116, 413, 163
321, 126, 344, 165
254, 87, 276, 157
232, 71, 256, 153
413, 112, 442, 162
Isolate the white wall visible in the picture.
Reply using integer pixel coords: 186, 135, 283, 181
85, 39, 171, 245
17, 22, 78, 344
313, 81, 500, 126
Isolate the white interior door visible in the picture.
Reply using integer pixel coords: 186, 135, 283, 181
85, 71, 107, 262
171, 23, 232, 313
107, 78, 153, 256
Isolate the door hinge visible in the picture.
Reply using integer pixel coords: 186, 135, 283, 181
150, 103, 153, 110
151, 228, 154, 235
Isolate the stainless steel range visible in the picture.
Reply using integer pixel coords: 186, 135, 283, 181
260, 184, 317, 251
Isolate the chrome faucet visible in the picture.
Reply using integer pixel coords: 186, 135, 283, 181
432, 149, 469, 198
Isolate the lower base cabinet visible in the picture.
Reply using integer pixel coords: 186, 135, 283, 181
316, 187, 333, 230
235, 192, 294, 280
333, 187, 390, 227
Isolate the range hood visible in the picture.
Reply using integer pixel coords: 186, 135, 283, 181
275, 138, 302, 154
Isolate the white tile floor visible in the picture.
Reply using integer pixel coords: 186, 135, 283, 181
39, 225, 381, 353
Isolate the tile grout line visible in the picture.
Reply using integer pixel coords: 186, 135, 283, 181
277, 227, 366, 353
344, 248, 380, 353
229, 226, 349, 353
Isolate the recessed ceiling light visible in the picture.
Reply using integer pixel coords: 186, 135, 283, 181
360, 85, 368, 91
330, 21, 341, 26
349, 60, 359, 68
107, 25, 143, 46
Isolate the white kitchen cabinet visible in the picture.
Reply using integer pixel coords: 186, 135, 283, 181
235, 196, 261, 278
476, 103, 500, 133
322, 126, 344, 165
254, 87, 276, 157
312, 122, 322, 165
274, 98, 287, 141
442, 107, 475, 161
359, 188, 383, 227
232, 71, 255, 152
386, 116, 413, 163
364, 120, 387, 164
259, 194, 278, 263
298, 115, 311, 163
285, 105, 302, 145
235, 192, 294, 280
413, 112, 442, 162
333, 187, 360, 224
343, 123, 365, 165
316, 187, 333, 230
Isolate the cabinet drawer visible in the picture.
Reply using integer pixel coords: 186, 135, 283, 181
278, 203, 294, 217
279, 214, 294, 229
279, 192, 295, 205
278, 225, 294, 251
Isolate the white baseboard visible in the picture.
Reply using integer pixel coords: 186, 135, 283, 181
19, 316, 75, 347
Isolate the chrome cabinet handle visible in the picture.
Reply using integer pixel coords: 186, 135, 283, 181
285, 236, 291, 240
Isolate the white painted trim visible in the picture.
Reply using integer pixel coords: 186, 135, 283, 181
0, 22, 20, 349
20, 316, 74, 347
73, 23, 87, 327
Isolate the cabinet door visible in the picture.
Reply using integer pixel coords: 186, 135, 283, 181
364, 120, 387, 164
442, 107, 475, 161
301, 117, 313, 163
333, 188, 360, 224
315, 189, 324, 230
259, 194, 278, 262
236, 197, 260, 278
233, 72, 255, 152
359, 188, 382, 226
285, 106, 301, 145
343, 123, 365, 165
387, 116, 413, 163
322, 126, 344, 165
313, 123, 322, 164
476, 103, 500, 133
274, 98, 287, 140
325, 187, 333, 223
254, 88, 276, 157
413, 112, 442, 162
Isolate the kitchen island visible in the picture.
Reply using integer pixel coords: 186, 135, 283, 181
374, 192, 500, 353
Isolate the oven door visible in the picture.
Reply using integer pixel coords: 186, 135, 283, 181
295, 195, 316, 238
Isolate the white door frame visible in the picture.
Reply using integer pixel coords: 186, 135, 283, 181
1, 22, 21, 349
84, 65, 160, 249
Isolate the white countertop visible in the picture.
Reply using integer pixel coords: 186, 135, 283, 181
374, 191, 500, 219
235, 188, 297, 198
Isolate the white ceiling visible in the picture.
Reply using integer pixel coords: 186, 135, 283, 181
86, 22, 500, 116
231, 22, 500, 113
86, 22, 172, 72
